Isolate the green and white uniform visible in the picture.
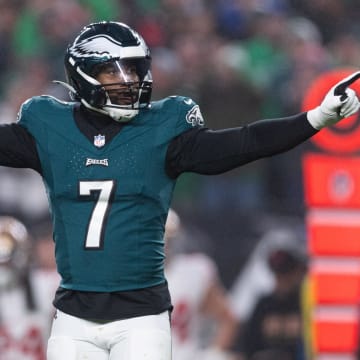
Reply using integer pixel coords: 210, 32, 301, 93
18, 95, 201, 292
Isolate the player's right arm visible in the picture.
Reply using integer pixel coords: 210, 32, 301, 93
0, 122, 41, 172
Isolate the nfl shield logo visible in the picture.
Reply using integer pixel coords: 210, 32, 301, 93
94, 134, 105, 148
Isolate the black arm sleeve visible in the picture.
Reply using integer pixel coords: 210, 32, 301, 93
165, 112, 317, 178
0, 123, 42, 173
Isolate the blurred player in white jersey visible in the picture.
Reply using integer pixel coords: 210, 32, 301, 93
30, 221, 61, 339
165, 209, 238, 360
0, 216, 56, 360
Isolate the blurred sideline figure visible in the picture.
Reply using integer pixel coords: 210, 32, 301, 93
0, 216, 49, 360
230, 228, 308, 360
30, 221, 61, 339
165, 209, 238, 360
230, 227, 306, 322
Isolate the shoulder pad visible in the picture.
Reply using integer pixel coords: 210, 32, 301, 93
17, 95, 74, 124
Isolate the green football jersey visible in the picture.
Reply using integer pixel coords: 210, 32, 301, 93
18, 95, 204, 292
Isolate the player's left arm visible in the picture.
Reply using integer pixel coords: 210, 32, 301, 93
166, 72, 360, 178
166, 112, 316, 177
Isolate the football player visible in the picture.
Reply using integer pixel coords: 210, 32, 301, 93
0, 21, 358, 360
165, 209, 238, 360
0, 216, 47, 360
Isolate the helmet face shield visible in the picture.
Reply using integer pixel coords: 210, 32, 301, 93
90, 59, 152, 110
90, 58, 151, 83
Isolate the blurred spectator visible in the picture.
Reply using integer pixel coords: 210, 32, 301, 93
230, 226, 307, 360
165, 209, 238, 360
0, 216, 49, 359
329, 32, 360, 69
230, 224, 306, 321
0, 1, 21, 96
30, 219, 60, 338
80, 0, 122, 22
267, 16, 330, 116
214, 0, 249, 40
151, 47, 182, 100
13, 0, 91, 80
240, 248, 307, 360
287, 0, 359, 44
197, 39, 262, 129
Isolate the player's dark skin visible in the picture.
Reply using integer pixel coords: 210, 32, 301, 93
95, 62, 140, 106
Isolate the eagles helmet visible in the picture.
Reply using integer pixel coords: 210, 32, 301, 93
61, 21, 152, 121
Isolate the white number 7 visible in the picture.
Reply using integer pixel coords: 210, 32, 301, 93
79, 180, 116, 249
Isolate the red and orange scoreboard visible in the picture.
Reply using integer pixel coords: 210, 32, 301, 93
302, 69, 360, 359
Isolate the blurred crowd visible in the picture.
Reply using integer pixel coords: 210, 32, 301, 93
0, 1, 360, 358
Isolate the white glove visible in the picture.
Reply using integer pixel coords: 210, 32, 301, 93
307, 71, 360, 130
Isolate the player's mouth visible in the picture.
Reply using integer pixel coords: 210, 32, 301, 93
106, 86, 139, 106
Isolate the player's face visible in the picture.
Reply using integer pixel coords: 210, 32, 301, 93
95, 61, 140, 106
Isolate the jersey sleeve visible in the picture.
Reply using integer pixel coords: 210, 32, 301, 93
166, 112, 316, 178
17, 96, 75, 175
171, 96, 205, 136
0, 98, 41, 171
17, 97, 46, 136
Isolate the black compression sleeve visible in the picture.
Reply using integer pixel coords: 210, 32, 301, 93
165, 112, 317, 178
0, 123, 42, 173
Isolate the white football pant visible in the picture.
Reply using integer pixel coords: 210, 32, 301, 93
47, 310, 171, 360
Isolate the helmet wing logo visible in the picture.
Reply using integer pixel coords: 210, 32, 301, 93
70, 35, 126, 58
186, 105, 204, 127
